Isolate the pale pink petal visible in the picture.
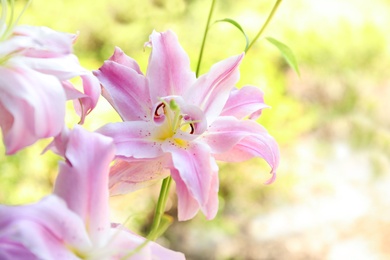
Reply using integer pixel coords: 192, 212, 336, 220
76, 74, 101, 123
12, 25, 74, 58
61, 74, 101, 124
0, 195, 91, 259
54, 125, 115, 243
171, 169, 202, 221
10, 54, 101, 122
184, 54, 244, 124
202, 169, 219, 220
94, 59, 151, 121
42, 126, 70, 156
9, 55, 83, 80
97, 121, 164, 159
147, 240, 186, 260
221, 86, 269, 119
109, 157, 170, 195
108, 46, 143, 74
0, 67, 65, 154
105, 228, 185, 260
162, 141, 218, 217
62, 80, 86, 100
2, 25, 100, 126
0, 241, 37, 260
204, 116, 279, 184
146, 30, 196, 101
0, 35, 35, 58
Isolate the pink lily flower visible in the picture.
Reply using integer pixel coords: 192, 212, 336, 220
0, 125, 185, 260
94, 30, 280, 221
0, 1, 100, 154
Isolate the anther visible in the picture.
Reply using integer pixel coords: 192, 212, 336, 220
154, 103, 165, 117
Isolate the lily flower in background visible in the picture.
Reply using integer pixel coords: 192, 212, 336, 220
0, 125, 185, 260
0, 0, 100, 154
94, 30, 280, 221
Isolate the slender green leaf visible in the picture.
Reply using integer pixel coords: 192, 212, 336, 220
266, 37, 300, 76
215, 18, 249, 52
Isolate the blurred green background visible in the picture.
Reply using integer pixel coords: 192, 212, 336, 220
2, 0, 390, 259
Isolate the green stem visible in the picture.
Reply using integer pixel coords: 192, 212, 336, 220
246, 0, 283, 53
1, 0, 33, 41
14, 0, 32, 27
195, 0, 217, 77
147, 176, 172, 241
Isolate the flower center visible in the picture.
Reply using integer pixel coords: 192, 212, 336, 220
153, 99, 196, 143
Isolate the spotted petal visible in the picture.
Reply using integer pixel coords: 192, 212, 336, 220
97, 121, 164, 159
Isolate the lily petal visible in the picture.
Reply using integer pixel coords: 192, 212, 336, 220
76, 73, 101, 123
171, 169, 202, 221
0, 195, 91, 260
204, 116, 279, 184
185, 54, 244, 124
109, 157, 170, 195
105, 227, 185, 260
10, 55, 101, 124
203, 169, 219, 220
12, 25, 74, 58
108, 46, 143, 75
221, 86, 269, 119
162, 141, 217, 217
94, 58, 151, 121
146, 30, 196, 101
9, 55, 84, 80
0, 35, 36, 58
0, 67, 65, 154
53, 126, 115, 244
97, 121, 164, 159
42, 126, 70, 156
171, 167, 219, 221
0, 242, 37, 260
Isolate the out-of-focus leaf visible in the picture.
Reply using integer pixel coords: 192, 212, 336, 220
215, 18, 249, 52
266, 37, 300, 76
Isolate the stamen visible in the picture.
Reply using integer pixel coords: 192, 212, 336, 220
189, 123, 195, 134
181, 115, 200, 134
154, 103, 165, 117
179, 122, 195, 134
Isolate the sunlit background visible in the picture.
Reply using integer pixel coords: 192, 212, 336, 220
1, 0, 390, 259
